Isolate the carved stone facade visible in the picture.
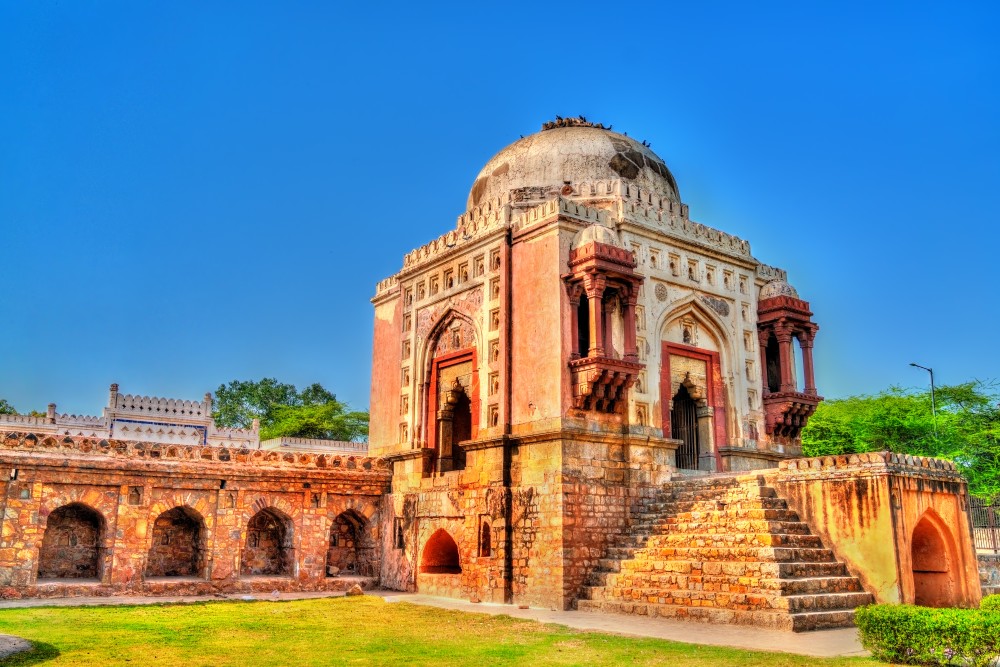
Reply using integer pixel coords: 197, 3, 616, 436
369, 119, 982, 619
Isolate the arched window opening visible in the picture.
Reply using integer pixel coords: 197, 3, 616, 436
327, 510, 377, 577
671, 384, 700, 470
765, 334, 781, 393
420, 529, 461, 574
911, 515, 958, 607
38, 503, 104, 580
145, 507, 205, 578
241, 508, 293, 576
479, 521, 492, 558
793, 336, 805, 392
577, 293, 590, 357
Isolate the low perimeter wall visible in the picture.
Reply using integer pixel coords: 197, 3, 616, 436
764, 452, 981, 608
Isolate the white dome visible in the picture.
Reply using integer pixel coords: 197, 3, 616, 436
571, 223, 620, 250
760, 280, 799, 300
468, 120, 680, 210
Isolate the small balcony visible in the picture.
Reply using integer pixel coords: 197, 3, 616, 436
569, 356, 643, 413
762, 391, 822, 439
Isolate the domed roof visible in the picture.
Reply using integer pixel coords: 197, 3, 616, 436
571, 223, 620, 250
467, 119, 680, 210
760, 279, 799, 300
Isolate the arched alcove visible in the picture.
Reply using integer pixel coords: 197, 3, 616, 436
911, 513, 959, 607
145, 506, 205, 578
241, 508, 294, 576
420, 529, 461, 574
327, 510, 377, 576
38, 503, 104, 580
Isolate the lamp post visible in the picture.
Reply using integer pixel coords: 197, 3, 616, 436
909, 363, 937, 437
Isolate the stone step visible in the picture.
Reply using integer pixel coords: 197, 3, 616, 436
657, 519, 813, 536
668, 486, 777, 502
620, 546, 837, 564
598, 573, 865, 596
591, 585, 871, 614
577, 598, 859, 632
645, 532, 825, 549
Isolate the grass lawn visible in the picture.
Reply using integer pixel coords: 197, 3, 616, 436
0, 596, 883, 667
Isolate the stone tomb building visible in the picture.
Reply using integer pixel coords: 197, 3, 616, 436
0, 119, 984, 629
370, 119, 982, 627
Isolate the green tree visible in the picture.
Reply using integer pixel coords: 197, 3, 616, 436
213, 378, 368, 442
801, 382, 1000, 500
0, 399, 17, 415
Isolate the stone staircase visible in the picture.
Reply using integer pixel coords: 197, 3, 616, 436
577, 474, 874, 631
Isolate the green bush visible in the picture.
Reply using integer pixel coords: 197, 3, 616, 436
982, 595, 1000, 612
855, 604, 1000, 666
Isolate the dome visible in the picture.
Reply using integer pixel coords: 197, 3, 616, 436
759, 279, 799, 300
572, 223, 620, 250
467, 119, 680, 210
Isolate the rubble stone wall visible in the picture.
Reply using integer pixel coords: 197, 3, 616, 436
0, 431, 390, 598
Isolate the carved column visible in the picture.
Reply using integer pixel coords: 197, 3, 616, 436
757, 329, 771, 396
584, 274, 607, 357
602, 297, 616, 359
696, 403, 716, 472
567, 285, 582, 360
623, 291, 638, 362
775, 325, 795, 393
799, 330, 817, 396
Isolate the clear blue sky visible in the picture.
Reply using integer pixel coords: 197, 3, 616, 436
2, 2, 998, 416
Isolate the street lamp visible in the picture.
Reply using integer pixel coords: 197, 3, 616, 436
909, 363, 937, 436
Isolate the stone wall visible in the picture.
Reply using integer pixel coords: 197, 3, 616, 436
0, 431, 390, 598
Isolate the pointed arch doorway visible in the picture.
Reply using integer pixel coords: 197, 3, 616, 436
671, 384, 700, 470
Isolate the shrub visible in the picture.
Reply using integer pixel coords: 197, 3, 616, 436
855, 604, 1000, 666
982, 595, 1000, 612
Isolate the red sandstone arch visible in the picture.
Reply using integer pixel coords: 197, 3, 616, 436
145, 506, 206, 578
38, 503, 105, 580
911, 510, 960, 607
420, 529, 461, 574
241, 507, 294, 576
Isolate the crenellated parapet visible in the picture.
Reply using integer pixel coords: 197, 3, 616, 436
778, 451, 961, 479
0, 430, 389, 473
756, 263, 788, 283
399, 196, 511, 273
111, 392, 210, 420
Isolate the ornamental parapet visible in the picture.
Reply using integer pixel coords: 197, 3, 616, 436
762, 391, 822, 439
774, 451, 964, 484
0, 431, 389, 473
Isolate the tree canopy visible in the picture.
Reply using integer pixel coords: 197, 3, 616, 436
212, 378, 368, 442
801, 382, 1000, 500
0, 399, 16, 415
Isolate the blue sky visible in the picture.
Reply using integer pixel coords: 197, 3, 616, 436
1, 2, 998, 415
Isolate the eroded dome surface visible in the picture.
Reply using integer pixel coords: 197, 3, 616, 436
760, 280, 800, 300
467, 121, 680, 210
571, 223, 621, 250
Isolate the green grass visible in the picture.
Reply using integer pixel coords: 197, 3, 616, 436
0, 597, 882, 666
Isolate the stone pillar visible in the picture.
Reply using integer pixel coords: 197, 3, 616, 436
775, 327, 795, 393
757, 330, 771, 396
602, 298, 616, 359
799, 331, 817, 395
567, 286, 581, 360
584, 275, 606, 358
696, 403, 716, 472
623, 292, 638, 362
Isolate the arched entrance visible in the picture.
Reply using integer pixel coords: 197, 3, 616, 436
911, 513, 958, 607
145, 507, 205, 578
327, 510, 376, 576
38, 503, 104, 580
671, 384, 700, 470
420, 529, 461, 574
241, 508, 293, 576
